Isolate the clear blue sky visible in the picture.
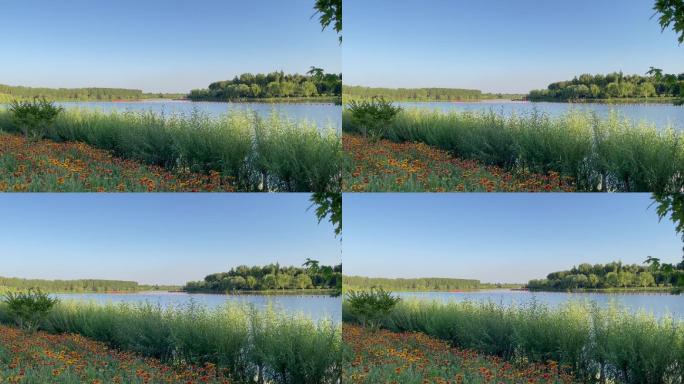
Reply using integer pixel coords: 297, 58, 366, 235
0, 0, 340, 93
344, 0, 684, 93
343, 193, 682, 284
0, 194, 340, 285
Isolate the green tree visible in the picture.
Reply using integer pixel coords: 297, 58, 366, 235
653, 0, 684, 44
313, 0, 342, 43
301, 81, 318, 97
606, 82, 621, 98
266, 81, 282, 97
3, 289, 59, 333
9, 98, 63, 140
638, 272, 656, 287
295, 274, 313, 289
280, 81, 296, 97
347, 97, 402, 141
309, 192, 342, 237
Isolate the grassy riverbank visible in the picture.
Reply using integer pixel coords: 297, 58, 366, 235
0, 325, 233, 383
344, 323, 574, 384
0, 132, 237, 192
343, 299, 684, 384
181, 288, 340, 296
343, 134, 576, 192
0, 301, 342, 384
343, 109, 683, 192
0, 109, 341, 192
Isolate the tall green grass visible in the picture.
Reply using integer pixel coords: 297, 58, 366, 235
0, 301, 342, 384
0, 108, 341, 192
343, 299, 684, 384
343, 109, 683, 192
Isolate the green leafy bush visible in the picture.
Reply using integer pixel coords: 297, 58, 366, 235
347, 97, 401, 141
345, 288, 400, 330
9, 98, 63, 140
2, 289, 58, 332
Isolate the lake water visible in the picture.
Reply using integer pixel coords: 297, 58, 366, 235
44, 100, 341, 131
51, 292, 341, 322
397, 290, 684, 319
396, 100, 684, 130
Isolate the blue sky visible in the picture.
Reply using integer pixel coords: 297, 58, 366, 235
344, 0, 684, 93
0, 194, 340, 285
0, 0, 340, 93
343, 194, 682, 283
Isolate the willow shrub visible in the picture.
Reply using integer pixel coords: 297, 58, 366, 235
343, 109, 684, 192
0, 301, 342, 384
0, 108, 341, 192
343, 299, 684, 384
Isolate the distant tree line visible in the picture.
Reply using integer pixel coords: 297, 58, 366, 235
527, 69, 684, 102
183, 259, 342, 293
344, 86, 484, 101
343, 276, 482, 291
0, 276, 172, 293
527, 258, 684, 291
0, 84, 180, 101
187, 68, 342, 101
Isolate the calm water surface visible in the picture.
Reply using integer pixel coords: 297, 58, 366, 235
52, 291, 341, 322
397, 290, 684, 319
49, 100, 342, 131
397, 100, 684, 129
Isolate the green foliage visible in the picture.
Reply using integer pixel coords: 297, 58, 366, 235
343, 276, 482, 291
3, 289, 58, 333
343, 108, 684, 192
527, 260, 684, 291
345, 288, 400, 330
344, 85, 493, 101
188, 70, 342, 101
9, 98, 63, 140
313, 0, 342, 43
183, 261, 342, 293
310, 192, 342, 237
0, 84, 180, 101
347, 97, 402, 141
654, 193, 684, 242
0, 109, 341, 192
0, 301, 342, 383
343, 299, 684, 384
654, 0, 684, 44
528, 70, 684, 101
0, 276, 150, 293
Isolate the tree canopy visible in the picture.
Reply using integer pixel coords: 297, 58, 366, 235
183, 260, 342, 293
344, 86, 485, 102
527, 70, 684, 101
187, 70, 341, 101
527, 260, 684, 291
0, 277, 174, 293
313, 0, 342, 43
310, 192, 342, 237
654, 0, 684, 44
343, 276, 482, 291
0, 84, 180, 101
